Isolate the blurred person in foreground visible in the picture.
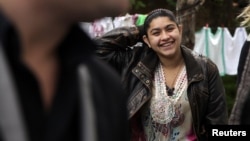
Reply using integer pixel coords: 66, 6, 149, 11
229, 4, 250, 125
95, 8, 228, 140
0, 0, 130, 141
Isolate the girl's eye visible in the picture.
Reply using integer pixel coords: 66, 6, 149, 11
166, 27, 174, 32
152, 32, 160, 36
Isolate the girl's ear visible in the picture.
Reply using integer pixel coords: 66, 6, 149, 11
143, 35, 151, 48
178, 24, 183, 34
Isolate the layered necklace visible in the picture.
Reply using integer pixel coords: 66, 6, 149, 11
150, 62, 187, 124
164, 62, 183, 97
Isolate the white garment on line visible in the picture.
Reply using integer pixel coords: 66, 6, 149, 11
194, 27, 247, 76
193, 27, 207, 56
85, 17, 114, 38
206, 27, 226, 76
223, 27, 247, 75
113, 13, 135, 28
81, 15, 248, 76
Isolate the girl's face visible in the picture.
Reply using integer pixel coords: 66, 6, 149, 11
143, 16, 182, 59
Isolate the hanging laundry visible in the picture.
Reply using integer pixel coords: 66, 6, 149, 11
83, 17, 114, 38
194, 26, 247, 76
113, 13, 135, 28
194, 27, 207, 56
135, 14, 147, 26
205, 27, 226, 76
81, 13, 248, 75
223, 27, 247, 75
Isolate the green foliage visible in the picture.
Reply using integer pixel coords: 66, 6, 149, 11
213, 0, 225, 4
221, 75, 237, 116
129, 0, 176, 12
165, 0, 176, 7
130, 0, 146, 10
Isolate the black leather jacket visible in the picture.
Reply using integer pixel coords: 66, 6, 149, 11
95, 26, 228, 140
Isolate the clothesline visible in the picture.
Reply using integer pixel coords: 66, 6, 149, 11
80, 13, 147, 38
80, 14, 248, 76
194, 26, 247, 76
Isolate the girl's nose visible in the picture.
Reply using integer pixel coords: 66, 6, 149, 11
161, 31, 170, 39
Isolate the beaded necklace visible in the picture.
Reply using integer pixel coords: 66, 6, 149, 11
163, 61, 183, 96
150, 63, 187, 124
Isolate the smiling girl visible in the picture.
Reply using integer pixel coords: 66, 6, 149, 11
95, 8, 228, 141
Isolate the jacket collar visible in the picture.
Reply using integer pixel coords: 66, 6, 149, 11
131, 49, 158, 89
138, 45, 204, 84
140, 49, 159, 72
181, 46, 205, 83
129, 45, 205, 119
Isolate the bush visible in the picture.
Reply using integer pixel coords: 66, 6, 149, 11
221, 75, 237, 116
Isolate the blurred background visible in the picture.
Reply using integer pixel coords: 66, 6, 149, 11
130, 0, 249, 32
